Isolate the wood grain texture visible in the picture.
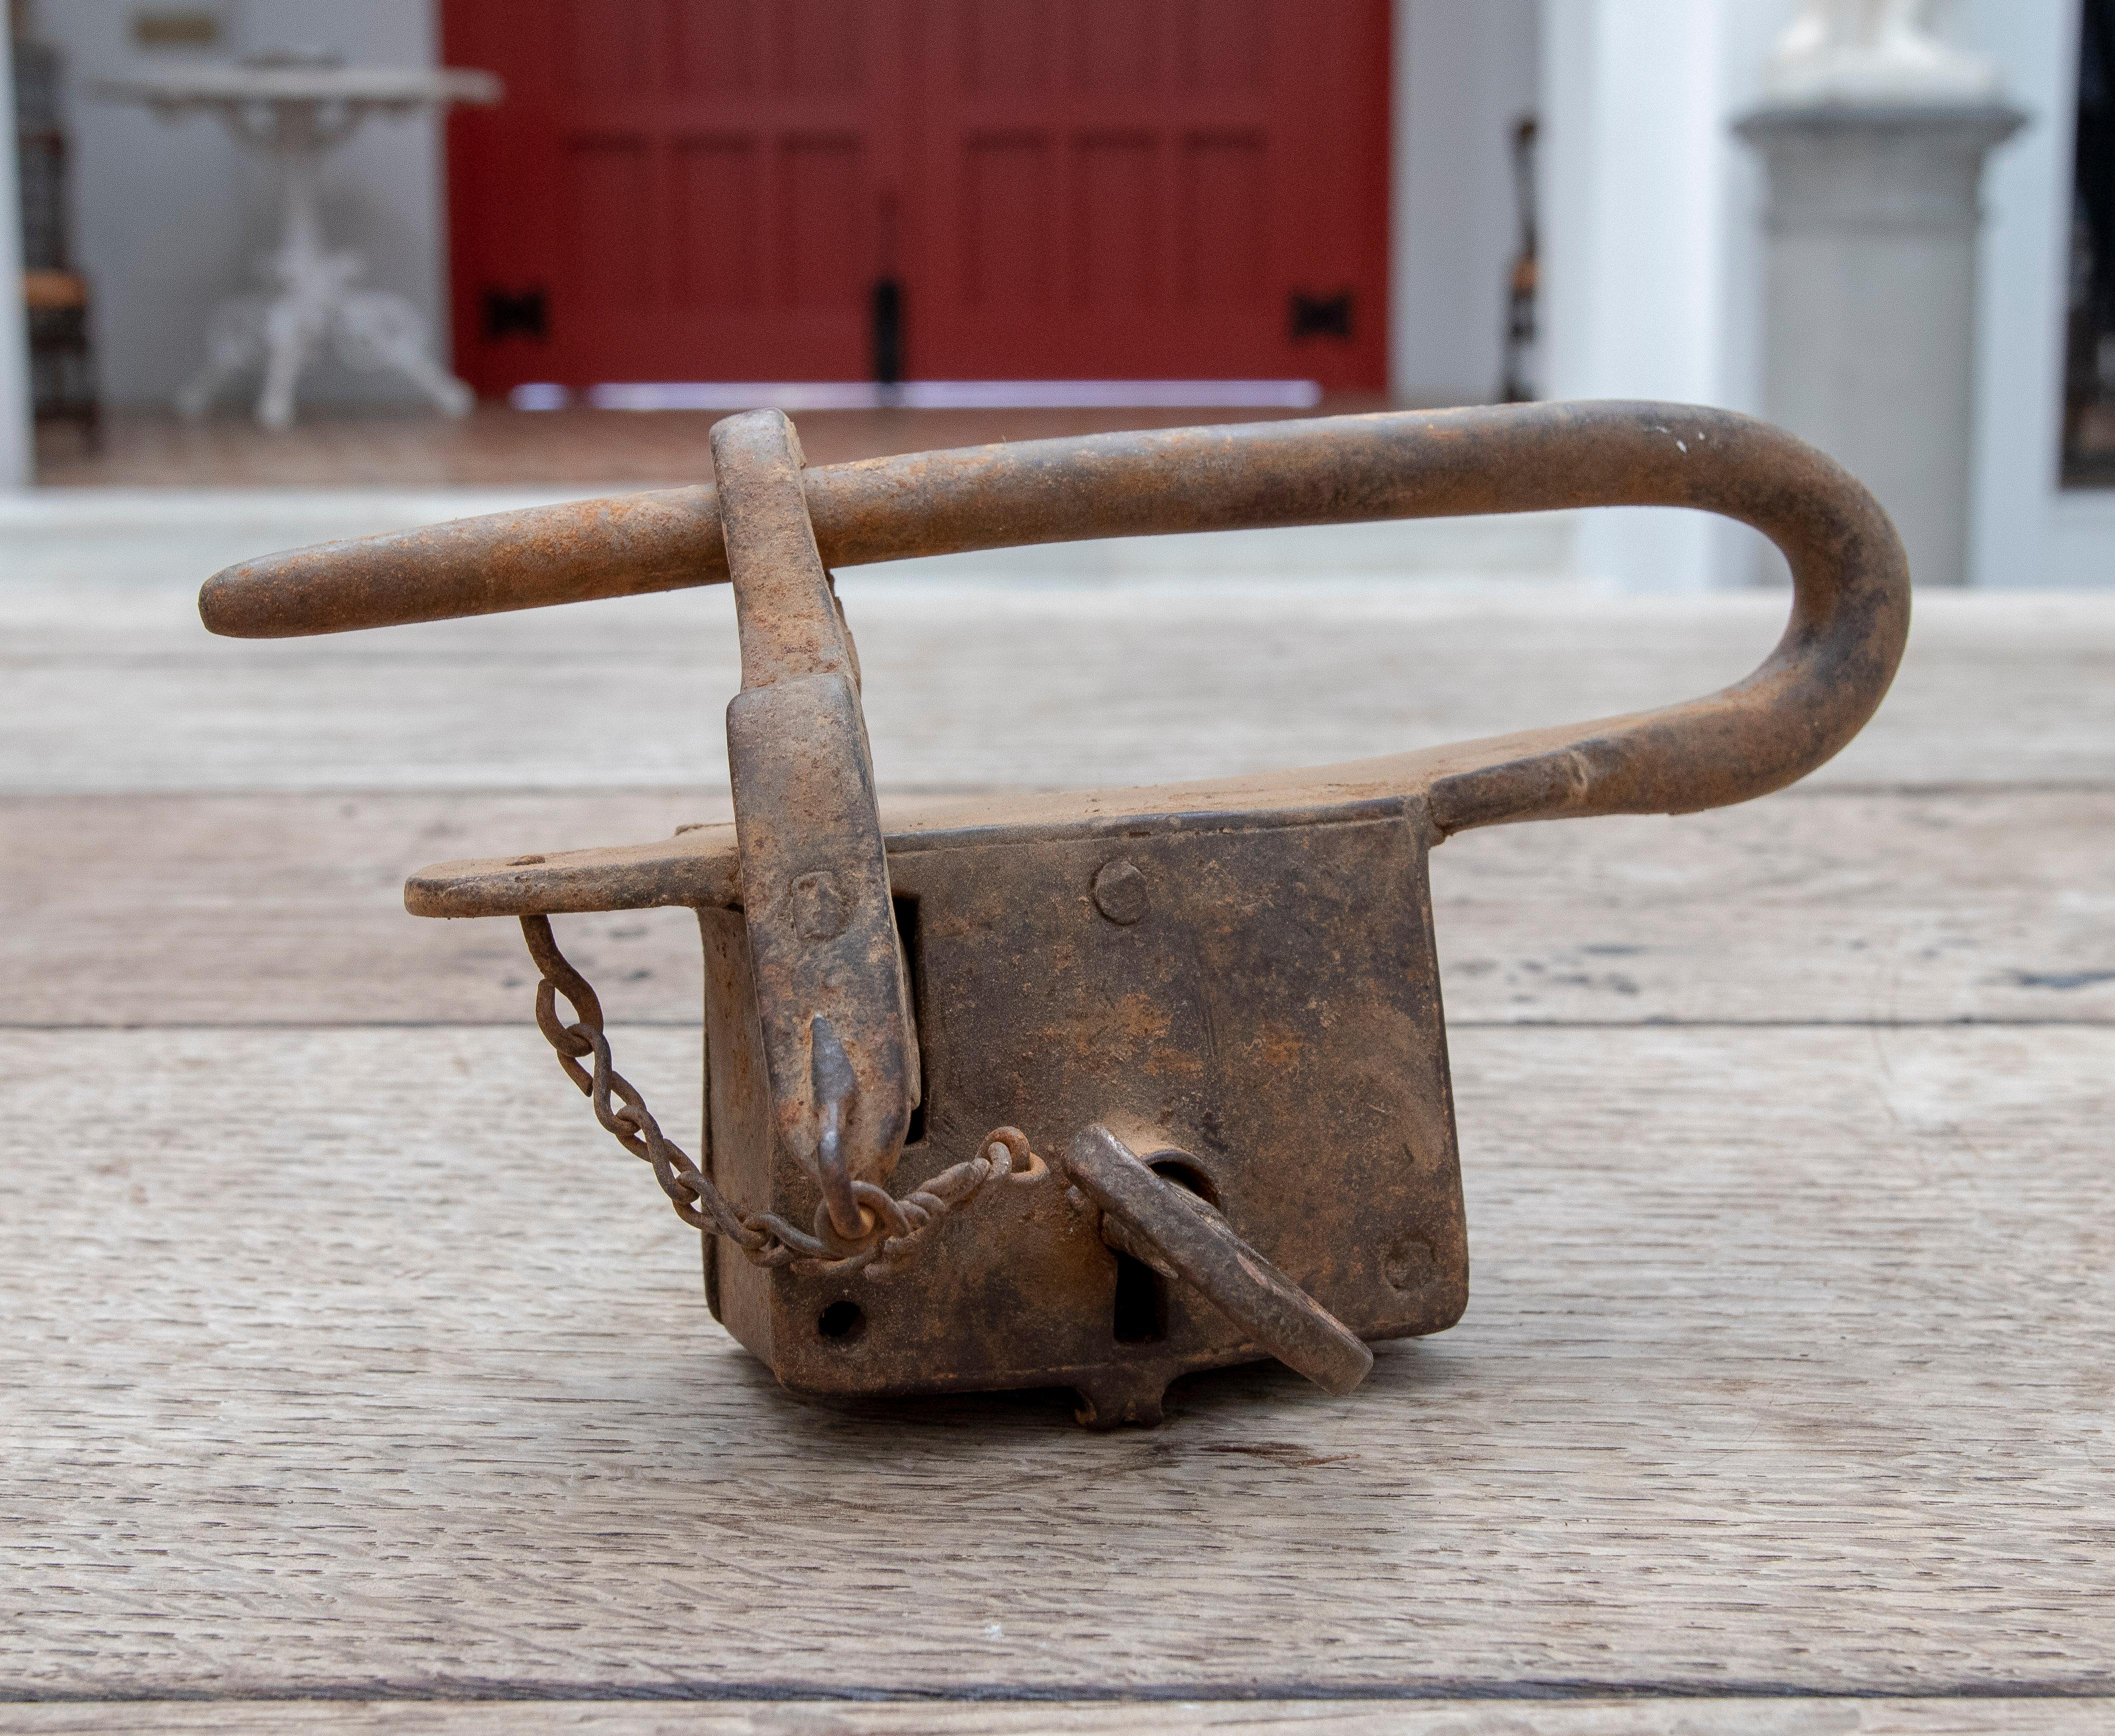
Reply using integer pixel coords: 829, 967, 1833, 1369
5, 581, 2113, 794
4, 1025, 2108, 1700
6, 788, 2108, 1029
1433, 787, 2115, 1025
5, 563, 2110, 1719
0, 790, 730, 1028
3, 1697, 2113, 1734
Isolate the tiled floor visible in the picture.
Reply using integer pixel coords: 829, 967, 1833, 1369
34, 398, 1397, 489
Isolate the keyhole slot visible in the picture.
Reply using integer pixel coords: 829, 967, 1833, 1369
892, 893, 926, 1148
1112, 1251, 1166, 1344
1110, 1158, 1218, 1346
1146, 1156, 1219, 1210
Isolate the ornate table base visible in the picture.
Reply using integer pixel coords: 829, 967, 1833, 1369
101, 54, 498, 432
176, 241, 473, 432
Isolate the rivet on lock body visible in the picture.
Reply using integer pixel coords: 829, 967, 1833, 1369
200, 403, 1910, 1427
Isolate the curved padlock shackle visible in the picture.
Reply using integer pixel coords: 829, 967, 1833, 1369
199, 402, 1911, 833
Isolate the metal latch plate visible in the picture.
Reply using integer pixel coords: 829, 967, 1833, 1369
702, 796, 1469, 1418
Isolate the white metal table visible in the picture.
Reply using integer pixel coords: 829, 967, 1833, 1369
98, 54, 500, 431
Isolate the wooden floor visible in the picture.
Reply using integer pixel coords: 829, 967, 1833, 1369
2, 505, 2111, 1732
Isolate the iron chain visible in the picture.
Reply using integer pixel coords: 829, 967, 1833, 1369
519, 915, 1044, 1276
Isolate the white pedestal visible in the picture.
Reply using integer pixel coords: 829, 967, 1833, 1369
1736, 101, 2022, 588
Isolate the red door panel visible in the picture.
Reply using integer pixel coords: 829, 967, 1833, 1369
443, 0, 903, 392
905, 0, 1387, 388
441, 0, 1386, 393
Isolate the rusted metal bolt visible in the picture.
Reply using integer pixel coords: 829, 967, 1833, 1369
1384, 1235, 1435, 1292
1091, 859, 1149, 925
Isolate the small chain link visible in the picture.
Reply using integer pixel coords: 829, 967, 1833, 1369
519, 915, 1045, 1276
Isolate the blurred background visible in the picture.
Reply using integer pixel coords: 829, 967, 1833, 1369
0, 0, 2107, 591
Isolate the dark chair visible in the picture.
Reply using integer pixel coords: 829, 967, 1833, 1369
15, 27, 100, 447
23, 267, 99, 444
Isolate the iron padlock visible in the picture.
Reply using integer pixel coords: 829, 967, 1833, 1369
201, 404, 1909, 1425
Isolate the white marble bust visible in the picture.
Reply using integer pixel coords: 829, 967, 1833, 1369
1764, 0, 2001, 104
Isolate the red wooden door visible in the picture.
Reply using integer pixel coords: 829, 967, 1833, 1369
442, 0, 906, 394
905, 0, 1387, 389
441, 0, 1386, 395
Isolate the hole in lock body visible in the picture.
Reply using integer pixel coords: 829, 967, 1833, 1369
817, 1299, 866, 1343
1111, 1158, 1219, 1346
893, 892, 927, 1149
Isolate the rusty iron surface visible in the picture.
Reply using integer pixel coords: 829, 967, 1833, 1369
695, 797, 1466, 1427
198, 404, 1910, 1426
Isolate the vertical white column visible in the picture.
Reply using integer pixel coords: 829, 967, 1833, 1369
1740, 104, 2023, 590
1539, 0, 1794, 589
0, 26, 35, 490
1955, 0, 2080, 588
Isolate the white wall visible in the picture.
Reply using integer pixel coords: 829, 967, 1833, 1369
1, 25, 32, 487
1391, 0, 1541, 404
31, 0, 449, 410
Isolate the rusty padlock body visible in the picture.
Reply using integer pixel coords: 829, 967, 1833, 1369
201, 404, 1910, 1426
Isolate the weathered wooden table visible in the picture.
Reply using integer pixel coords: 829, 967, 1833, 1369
2, 543, 2110, 1733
